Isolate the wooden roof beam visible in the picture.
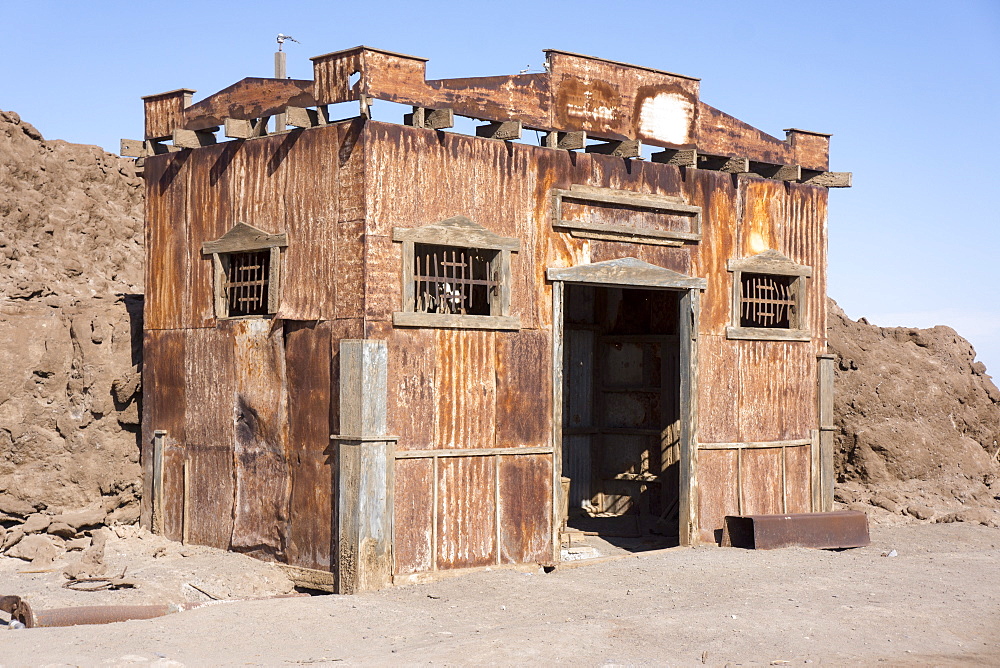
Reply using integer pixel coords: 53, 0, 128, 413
585, 139, 641, 158
404, 107, 454, 130
476, 120, 522, 141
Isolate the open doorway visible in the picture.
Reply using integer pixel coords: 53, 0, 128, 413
560, 284, 682, 554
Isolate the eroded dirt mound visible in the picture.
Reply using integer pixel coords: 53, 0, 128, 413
0, 110, 144, 536
828, 298, 1000, 525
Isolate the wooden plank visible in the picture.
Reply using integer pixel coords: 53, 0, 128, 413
392, 312, 520, 330
437, 455, 497, 569
697, 154, 749, 173
285, 106, 327, 129
278, 564, 335, 592
396, 447, 553, 459
699, 439, 812, 450
173, 127, 218, 149
546, 257, 706, 289
726, 326, 811, 342
651, 148, 697, 167
120, 138, 146, 157
201, 222, 288, 255
799, 170, 852, 188
498, 454, 552, 564
750, 162, 802, 181
391, 216, 521, 251
543, 130, 586, 150
585, 139, 640, 157
404, 107, 455, 130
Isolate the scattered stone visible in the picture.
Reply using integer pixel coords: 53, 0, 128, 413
936, 509, 994, 526
64, 537, 91, 551
906, 505, 935, 521
870, 495, 902, 514
21, 513, 52, 534
63, 528, 108, 579
53, 508, 107, 531
0, 494, 36, 519
7, 534, 59, 565
47, 522, 77, 539
2, 528, 25, 552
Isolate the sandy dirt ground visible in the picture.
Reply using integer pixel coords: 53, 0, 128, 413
0, 522, 997, 667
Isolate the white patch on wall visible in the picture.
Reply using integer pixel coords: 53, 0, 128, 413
638, 92, 693, 145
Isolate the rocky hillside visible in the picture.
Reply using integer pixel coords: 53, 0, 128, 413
0, 110, 144, 532
829, 299, 1000, 525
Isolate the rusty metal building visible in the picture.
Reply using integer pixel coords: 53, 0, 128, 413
134, 46, 849, 592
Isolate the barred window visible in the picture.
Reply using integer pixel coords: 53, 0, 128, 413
739, 273, 796, 329
392, 216, 520, 331
224, 251, 271, 317
727, 250, 811, 342
201, 222, 286, 320
413, 244, 498, 316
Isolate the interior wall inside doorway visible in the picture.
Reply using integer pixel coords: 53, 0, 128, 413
561, 285, 682, 540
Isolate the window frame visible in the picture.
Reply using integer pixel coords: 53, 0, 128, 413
392, 216, 520, 330
202, 222, 287, 320
726, 250, 811, 342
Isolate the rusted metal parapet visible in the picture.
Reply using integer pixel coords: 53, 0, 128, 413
722, 511, 870, 550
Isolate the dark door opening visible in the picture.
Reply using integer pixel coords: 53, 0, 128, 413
561, 284, 681, 553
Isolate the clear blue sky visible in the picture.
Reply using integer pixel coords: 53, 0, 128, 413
4, 1, 999, 372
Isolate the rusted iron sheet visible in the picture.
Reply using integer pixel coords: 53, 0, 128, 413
182, 78, 317, 131
184, 142, 230, 328
783, 183, 829, 348
687, 169, 739, 336
738, 341, 815, 442
547, 50, 699, 146
143, 89, 193, 139
498, 454, 552, 564
144, 152, 190, 330
434, 329, 496, 450
495, 330, 550, 448
386, 328, 437, 450
696, 335, 739, 442
311, 47, 367, 105
722, 511, 870, 550
393, 457, 434, 574
284, 321, 333, 571
697, 449, 739, 544
785, 129, 830, 172
740, 447, 784, 516
231, 319, 290, 559
696, 104, 797, 167
162, 443, 185, 542
784, 444, 812, 514
363, 233, 398, 323
427, 74, 550, 127
437, 455, 496, 569
140, 330, 186, 528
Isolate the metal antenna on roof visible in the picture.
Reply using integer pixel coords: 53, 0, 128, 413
273, 34, 300, 132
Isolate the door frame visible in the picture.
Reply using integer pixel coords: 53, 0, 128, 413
547, 258, 706, 559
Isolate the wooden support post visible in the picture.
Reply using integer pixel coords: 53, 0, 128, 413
120, 139, 146, 158
799, 170, 852, 188
750, 162, 802, 181
333, 340, 395, 594
173, 127, 218, 149
476, 120, 522, 140
678, 288, 700, 545
817, 354, 836, 512
152, 430, 167, 535
285, 106, 328, 129
585, 139, 641, 158
697, 154, 749, 173
651, 148, 697, 167
404, 107, 454, 130
542, 130, 586, 150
